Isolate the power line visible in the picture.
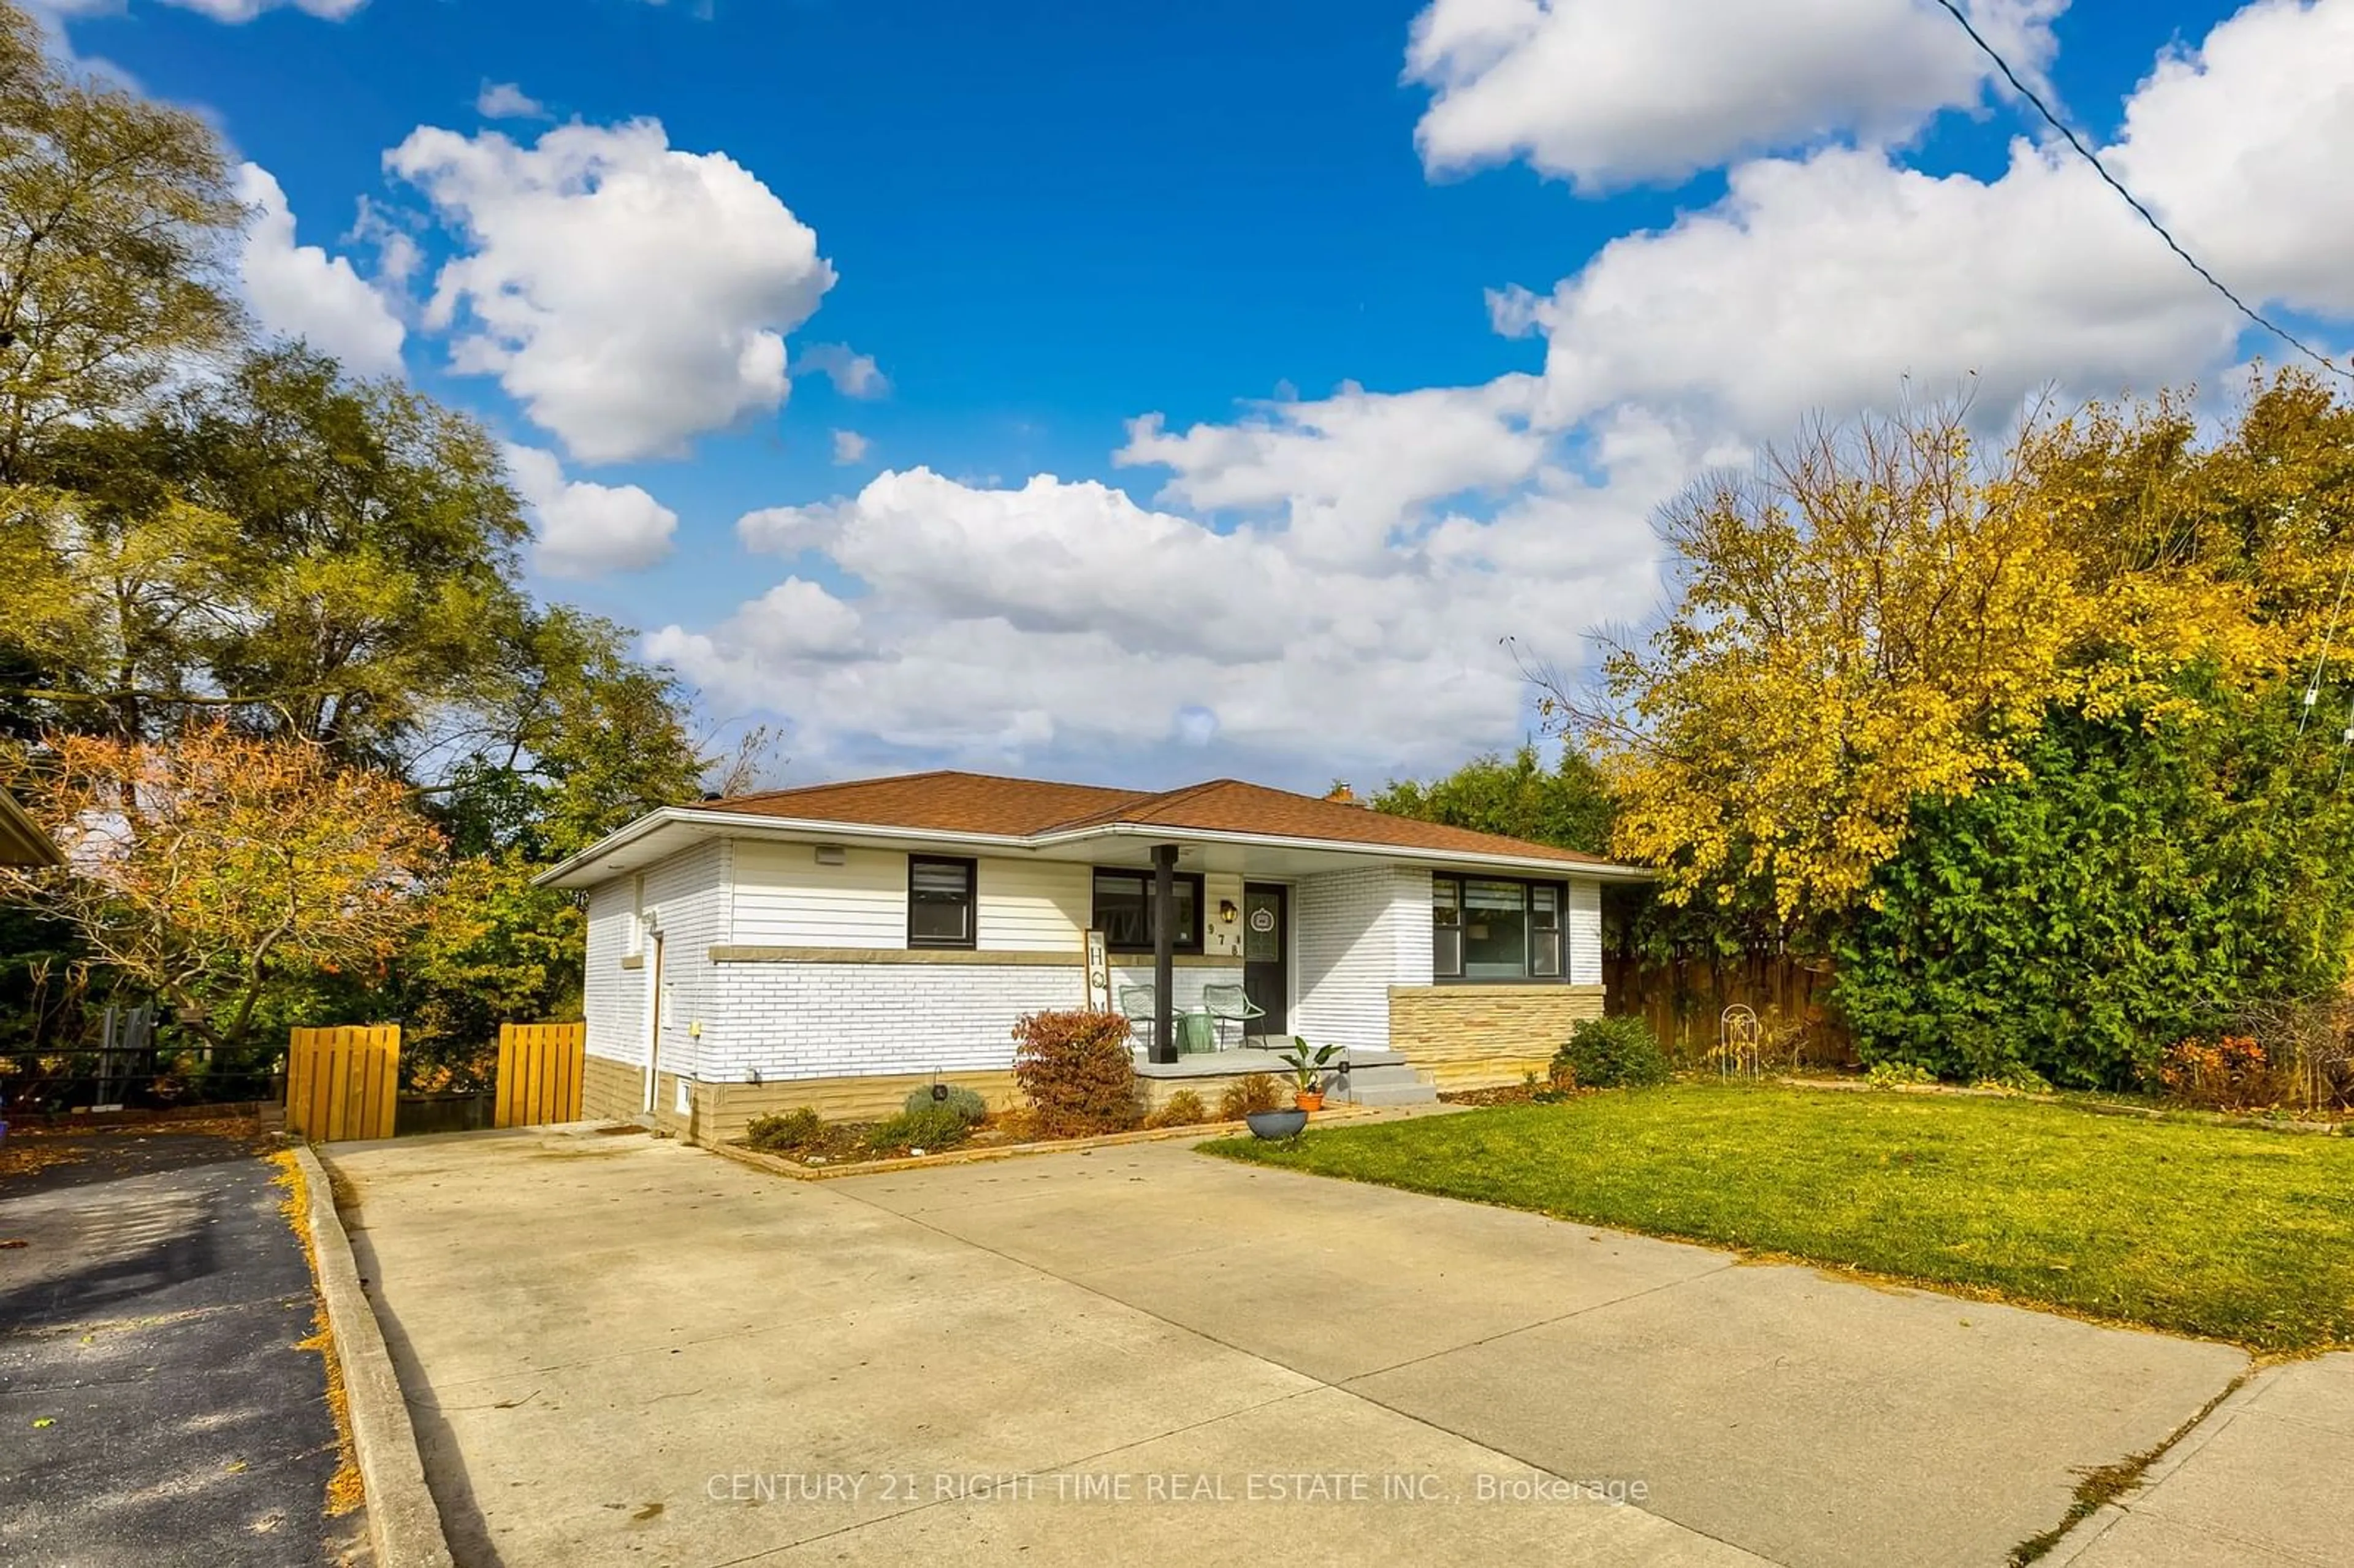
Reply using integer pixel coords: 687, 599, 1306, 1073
1929, 0, 2351, 382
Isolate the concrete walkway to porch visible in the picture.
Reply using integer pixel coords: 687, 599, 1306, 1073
327, 1125, 2258, 1567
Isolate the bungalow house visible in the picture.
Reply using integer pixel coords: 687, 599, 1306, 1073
533, 771, 1651, 1143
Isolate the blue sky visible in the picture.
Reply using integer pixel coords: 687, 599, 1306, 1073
44, 0, 2351, 790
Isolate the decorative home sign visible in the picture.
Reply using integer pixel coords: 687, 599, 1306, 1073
1084, 929, 1111, 1011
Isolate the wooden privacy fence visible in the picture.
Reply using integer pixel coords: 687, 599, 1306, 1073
1605, 953, 1854, 1068
495, 1022, 587, 1128
286, 1025, 400, 1141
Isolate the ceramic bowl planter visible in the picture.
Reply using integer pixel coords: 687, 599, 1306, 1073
1246, 1108, 1309, 1140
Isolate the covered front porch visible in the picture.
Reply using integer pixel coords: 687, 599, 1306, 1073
1091, 834, 1606, 1103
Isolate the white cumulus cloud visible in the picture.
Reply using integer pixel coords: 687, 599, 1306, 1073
646, 0, 2354, 785
799, 343, 889, 398
1407, 0, 2066, 191
1117, 378, 1550, 566
831, 429, 870, 465
232, 164, 406, 373
505, 443, 679, 579
668, 431, 1674, 776
389, 118, 836, 464
156, 0, 365, 18
475, 81, 547, 121
1503, 0, 2354, 441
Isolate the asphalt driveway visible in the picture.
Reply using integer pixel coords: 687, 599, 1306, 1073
328, 1126, 2258, 1567
0, 1128, 361, 1567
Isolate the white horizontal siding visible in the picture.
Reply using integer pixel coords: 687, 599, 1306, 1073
733, 840, 907, 949
977, 859, 1088, 951
1202, 870, 1246, 961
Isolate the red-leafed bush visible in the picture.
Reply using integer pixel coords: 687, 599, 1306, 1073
1011, 1010, 1141, 1137
2154, 1035, 2276, 1109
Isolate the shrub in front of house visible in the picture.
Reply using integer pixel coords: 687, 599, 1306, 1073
1145, 1088, 1211, 1128
901, 1084, 989, 1126
1216, 1072, 1286, 1120
1552, 1016, 1670, 1090
866, 1103, 975, 1157
1012, 1009, 1143, 1137
744, 1107, 826, 1152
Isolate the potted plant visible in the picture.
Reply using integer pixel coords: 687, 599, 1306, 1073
1277, 1037, 1342, 1112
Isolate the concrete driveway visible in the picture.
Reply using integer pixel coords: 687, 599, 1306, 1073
330, 1126, 2252, 1568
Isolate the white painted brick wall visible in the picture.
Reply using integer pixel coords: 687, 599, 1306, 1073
1293, 865, 1424, 1055
1569, 877, 1603, 985
583, 879, 644, 1065
578, 840, 1604, 1081
1391, 866, 1435, 985
699, 961, 1086, 1081
1108, 964, 1243, 1015
631, 840, 731, 1081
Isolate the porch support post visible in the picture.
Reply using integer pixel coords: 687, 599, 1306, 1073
1151, 842, 1178, 1065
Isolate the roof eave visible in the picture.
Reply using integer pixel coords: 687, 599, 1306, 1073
530, 806, 1051, 889
531, 804, 1659, 889
0, 788, 62, 868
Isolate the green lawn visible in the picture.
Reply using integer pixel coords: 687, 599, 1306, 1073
1204, 1086, 2354, 1351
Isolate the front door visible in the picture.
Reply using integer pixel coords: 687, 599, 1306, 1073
1243, 884, 1288, 1037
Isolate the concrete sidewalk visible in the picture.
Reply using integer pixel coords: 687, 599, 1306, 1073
330, 1127, 2258, 1567
2051, 1352, 2354, 1567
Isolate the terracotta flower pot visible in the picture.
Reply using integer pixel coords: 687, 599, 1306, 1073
1294, 1090, 1324, 1112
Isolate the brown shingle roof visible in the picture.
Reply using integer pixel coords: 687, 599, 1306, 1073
1046, 777, 1609, 864
691, 771, 1156, 838
692, 770, 1612, 866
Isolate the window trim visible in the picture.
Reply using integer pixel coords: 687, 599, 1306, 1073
907, 854, 979, 950
1091, 866, 1206, 955
1431, 873, 1571, 984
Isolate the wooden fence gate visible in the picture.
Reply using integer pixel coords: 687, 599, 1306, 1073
494, 1022, 587, 1128
286, 1026, 400, 1142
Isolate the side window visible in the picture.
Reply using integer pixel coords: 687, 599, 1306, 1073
1531, 884, 1563, 976
908, 856, 977, 949
1433, 876, 1463, 977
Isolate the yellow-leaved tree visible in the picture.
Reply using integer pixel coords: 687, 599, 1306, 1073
1556, 386, 2336, 933
0, 726, 444, 1054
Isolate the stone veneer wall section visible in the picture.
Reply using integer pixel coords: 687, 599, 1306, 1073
582, 1051, 642, 1123
677, 1070, 1027, 1144
1390, 983, 1606, 1089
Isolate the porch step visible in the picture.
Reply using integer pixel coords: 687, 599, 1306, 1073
1336, 1062, 1438, 1108
1344, 1081, 1441, 1108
